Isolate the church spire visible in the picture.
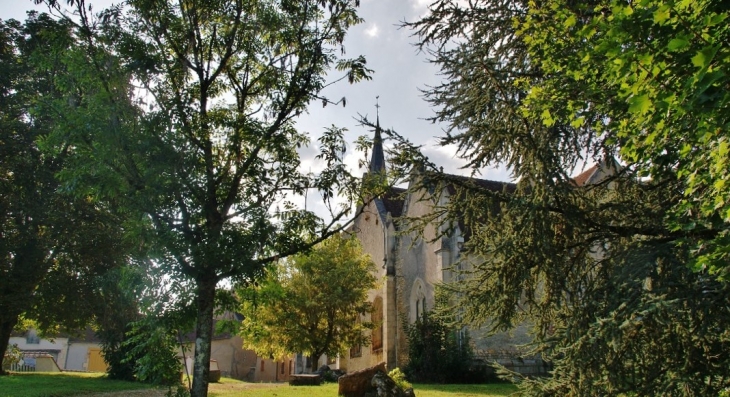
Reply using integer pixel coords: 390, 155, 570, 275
370, 96, 386, 173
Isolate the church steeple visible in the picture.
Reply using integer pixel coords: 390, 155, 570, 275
369, 96, 386, 173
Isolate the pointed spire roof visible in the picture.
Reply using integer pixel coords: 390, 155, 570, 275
369, 97, 386, 173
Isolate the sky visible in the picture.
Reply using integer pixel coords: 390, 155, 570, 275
1, 0, 512, 218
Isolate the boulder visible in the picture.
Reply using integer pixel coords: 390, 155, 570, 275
338, 362, 387, 397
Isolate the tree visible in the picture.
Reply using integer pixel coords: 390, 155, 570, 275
513, 0, 730, 276
394, 0, 730, 395
238, 233, 376, 372
38, 1, 372, 395
0, 13, 128, 374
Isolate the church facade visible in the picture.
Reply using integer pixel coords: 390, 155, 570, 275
341, 121, 615, 375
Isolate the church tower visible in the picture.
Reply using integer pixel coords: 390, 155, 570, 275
346, 100, 403, 371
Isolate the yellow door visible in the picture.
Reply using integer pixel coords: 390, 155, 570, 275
87, 347, 108, 372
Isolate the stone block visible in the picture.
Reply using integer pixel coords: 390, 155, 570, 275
338, 362, 386, 397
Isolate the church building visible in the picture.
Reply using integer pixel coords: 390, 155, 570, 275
341, 116, 616, 375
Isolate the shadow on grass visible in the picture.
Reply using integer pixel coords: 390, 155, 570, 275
412, 383, 518, 396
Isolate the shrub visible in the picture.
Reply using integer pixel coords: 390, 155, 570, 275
388, 367, 412, 390
403, 312, 486, 383
3, 344, 22, 370
123, 317, 183, 386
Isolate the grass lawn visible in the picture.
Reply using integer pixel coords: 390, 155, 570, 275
0, 372, 155, 397
207, 378, 517, 397
0, 372, 518, 397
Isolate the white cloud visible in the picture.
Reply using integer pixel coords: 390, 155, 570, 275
364, 23, 379, 38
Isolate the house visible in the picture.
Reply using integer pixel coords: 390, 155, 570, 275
342, 118, 617, 375
8, 327, 105, 372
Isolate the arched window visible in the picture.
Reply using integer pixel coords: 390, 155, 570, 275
410, 279, 426, 323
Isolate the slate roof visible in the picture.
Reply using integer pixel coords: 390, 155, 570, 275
369, 117, 386, 174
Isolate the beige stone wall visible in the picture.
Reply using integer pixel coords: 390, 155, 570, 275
351, 177, 544, 374
345, 199, 389, 372
254, 356, 294, 382
393, 182, 537, 370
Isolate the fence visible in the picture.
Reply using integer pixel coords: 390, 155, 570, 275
6, 352, 60, 373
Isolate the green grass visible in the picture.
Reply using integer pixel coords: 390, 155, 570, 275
0, 372, 518, 397
208, 378, 517, 397
0, 372, 156, 397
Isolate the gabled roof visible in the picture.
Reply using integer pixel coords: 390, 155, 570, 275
572, 165, 599, 187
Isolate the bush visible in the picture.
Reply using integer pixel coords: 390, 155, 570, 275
3, 344, 22, 370
123, 317, 183, 386
388, 368, 412, 390
403, 312, 486, 384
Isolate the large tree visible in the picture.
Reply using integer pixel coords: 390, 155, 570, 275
392, 0, 730, 395
0, 13, 128, 374
238, 233, 376, 372
38, 1, 372, 395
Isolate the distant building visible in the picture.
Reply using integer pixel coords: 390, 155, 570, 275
9, 328, 104, 372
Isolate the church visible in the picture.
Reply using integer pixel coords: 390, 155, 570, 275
340, 117, 615, 376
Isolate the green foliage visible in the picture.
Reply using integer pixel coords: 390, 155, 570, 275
0, 12, 129, 374
96, 263, 195, 385
238, 234, 376, 371
95, 265, 156, 381
513, 0, 730, 277
2, 344, 22, 369
33, 0, 372, 394
403, 0, 730, 395
388, 368, 412, 390
403, 311, 480, 384
123, 316, 183, 387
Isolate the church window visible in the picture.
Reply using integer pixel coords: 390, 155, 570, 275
410, 279, 427, 323
372, 296, 383, 352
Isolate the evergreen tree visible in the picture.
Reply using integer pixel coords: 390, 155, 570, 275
392, 1, 730, 395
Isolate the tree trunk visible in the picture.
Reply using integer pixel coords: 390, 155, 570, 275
0, 316, 19, 376
310, 353, 322, 373
190, 277, 217, 397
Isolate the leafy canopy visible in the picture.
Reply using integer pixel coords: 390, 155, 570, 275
35, 0, 372, 395
0, 13, 128, 374
238, 233, 376, 371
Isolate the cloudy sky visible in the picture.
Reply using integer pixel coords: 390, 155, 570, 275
1, 0, 511, 218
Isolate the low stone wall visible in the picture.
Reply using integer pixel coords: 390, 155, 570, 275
474, 350, 550, 378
